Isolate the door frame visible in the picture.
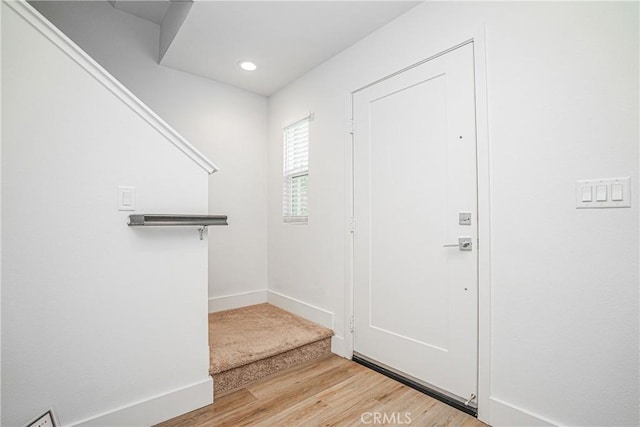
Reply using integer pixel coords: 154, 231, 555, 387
343, 28, 492, 423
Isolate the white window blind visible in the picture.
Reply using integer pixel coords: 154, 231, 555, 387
283, 117, 310, 223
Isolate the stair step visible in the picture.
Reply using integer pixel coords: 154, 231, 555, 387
208, 303, 334, 396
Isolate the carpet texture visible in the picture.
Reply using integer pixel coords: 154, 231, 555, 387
213, 339, 332, 396
208, 303, 334, 394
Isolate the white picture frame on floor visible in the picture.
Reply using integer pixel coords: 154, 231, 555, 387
24, 409, 58, 427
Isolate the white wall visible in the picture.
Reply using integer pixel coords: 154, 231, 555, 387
31, 1, 269, 308
268, 2, 639, 426
1, 2, 212, 425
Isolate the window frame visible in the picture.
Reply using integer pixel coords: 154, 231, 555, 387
282, 116, 311, 224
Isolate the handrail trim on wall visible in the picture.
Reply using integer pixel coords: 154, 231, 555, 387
4, 0, 219, 175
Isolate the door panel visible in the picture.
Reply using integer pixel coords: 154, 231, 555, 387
353, 43, 478, 401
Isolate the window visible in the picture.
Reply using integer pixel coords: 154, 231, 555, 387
283, 117, 310, 223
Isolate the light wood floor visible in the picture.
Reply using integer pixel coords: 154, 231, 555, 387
157, 355, 487, 427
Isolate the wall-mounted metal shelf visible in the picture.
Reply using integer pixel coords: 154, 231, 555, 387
128, 214, 228, 239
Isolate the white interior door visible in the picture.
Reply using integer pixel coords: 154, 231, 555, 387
352, 43, 478, 403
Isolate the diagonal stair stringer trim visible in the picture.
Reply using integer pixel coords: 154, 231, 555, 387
5, 0, 218, 174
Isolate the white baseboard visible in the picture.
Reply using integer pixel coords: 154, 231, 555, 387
267, 290, 334, 330
208, 290, 267, 313
489, 397, 558, 427
331, 335, 348, 358
267, 291, 349, 357
73, 377, 213, 426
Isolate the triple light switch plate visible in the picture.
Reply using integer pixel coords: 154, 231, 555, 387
575, 177, 630, 209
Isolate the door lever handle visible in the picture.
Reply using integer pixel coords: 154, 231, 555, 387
443, 237, 472, 251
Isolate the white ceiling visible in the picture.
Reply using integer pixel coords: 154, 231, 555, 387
115, 1, 421, 96
112, 0, 171, 25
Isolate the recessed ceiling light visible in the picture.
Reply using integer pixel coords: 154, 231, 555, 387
239, 61, 257, 71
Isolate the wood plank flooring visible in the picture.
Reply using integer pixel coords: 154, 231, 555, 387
156, 355, 487, 427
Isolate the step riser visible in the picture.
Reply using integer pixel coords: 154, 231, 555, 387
213, 338, 332, 396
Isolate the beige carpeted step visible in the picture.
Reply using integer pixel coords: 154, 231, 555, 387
208, 303, 334, 396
